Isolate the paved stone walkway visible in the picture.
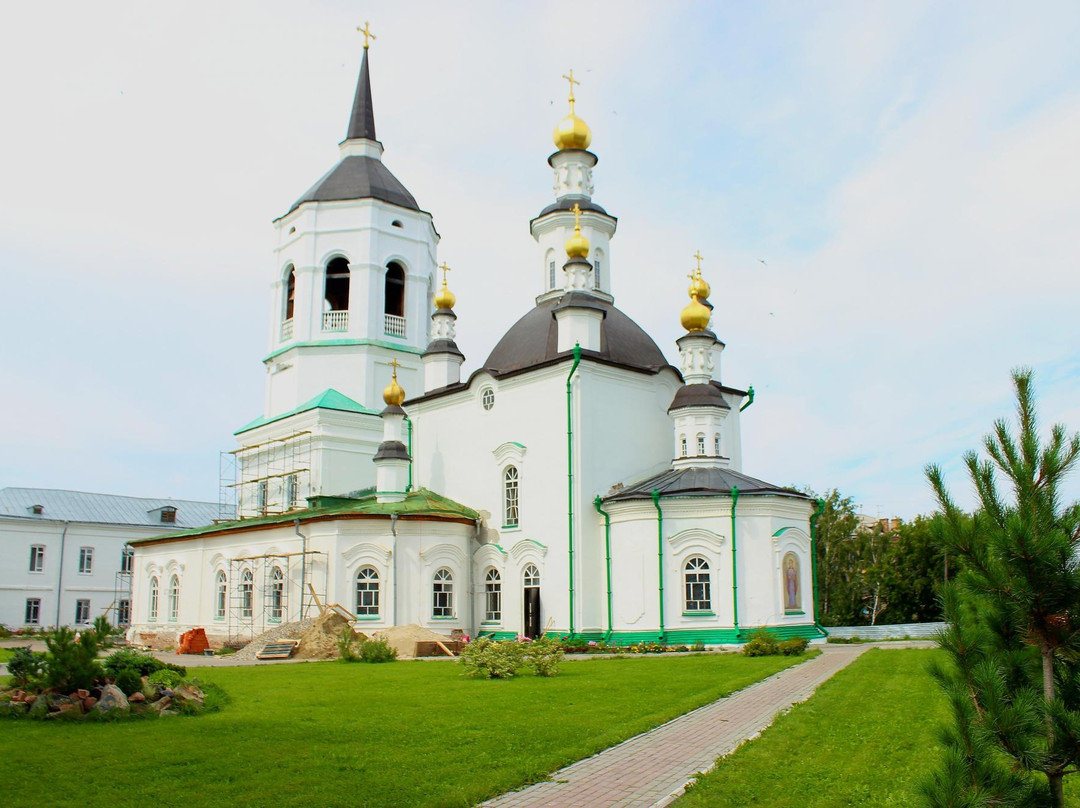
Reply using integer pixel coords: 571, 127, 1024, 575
481, 643, 876, 808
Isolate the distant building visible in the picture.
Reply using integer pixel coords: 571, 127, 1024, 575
0, 488, 221, 630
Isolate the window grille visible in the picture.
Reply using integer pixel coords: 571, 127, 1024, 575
504, 466, 520, 527
523, 564, 540, 588
356, 567, 380, 616
684, 557, 711, 611
484, 569, 502, 622
432, 568, 454, 617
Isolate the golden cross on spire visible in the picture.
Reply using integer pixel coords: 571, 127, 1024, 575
438, 261, 452, 286
388, 357, 401, 377
571, 202, 583, 231
562, 69, 581, 110
692, 250, 704, 275
357, 21, 376, 50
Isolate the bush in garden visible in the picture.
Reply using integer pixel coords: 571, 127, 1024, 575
460, 638, 527, 679
338, 626, 358, 661
103, 648, 168, 678
357, 635, 397, 664
523, 636, 564, 677
779, 637, 809, 656
147, 669, 184, 689
8, 647, 45, 688
741, 629, 781, 657
44, 627, 104, 692
113, 667, 143, 696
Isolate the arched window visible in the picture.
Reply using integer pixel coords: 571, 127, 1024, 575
484, 568, 502, 622
433, 568, 454, 618
149, 576, 159, 622
356, 566, 380, 616
324, 257, 350, 312
523, 564, 540, 588
684, 557, 711, 611
680, 437, 688, 458
168, 575, 180, 622
241, 569, 254, 618
283, 265, 296, 321
696, 433, 706, 456
714, 434, 721, 456
503, 466, 520, 527
384, 262, 405, 317
269, 566, 284, 621
215, 571, 227, 620
783, 553, 801, 612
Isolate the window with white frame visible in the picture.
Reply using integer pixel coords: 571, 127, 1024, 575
432, 568, 454, 617
504, 465, 520, 527
269, 566, 284, 621
684, 557, 712, 611
75, 599, 90, 624
78, 547, 94, 574
241, 569, 254, 618
696, 433, 706, 456
117, 599, 131, 627
215, 571, 227, 620
25, 598, 41, 625
285, 474, 299, 510
121, 547, 133, 573
168, 575, 180, 622
29, 544, 44, 573
714, 434, 720, 456
256, 480, 268, 515
481, 387, 495, 411
680, 437, 688, 458
355, 566, 380, 616
484, 568, 502, 622
149, 576, 160, 622
549, 260, 556, 289
523, 564, 540, 588
594, 258, 601, 289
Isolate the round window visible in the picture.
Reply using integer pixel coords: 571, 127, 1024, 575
481, 387, 495, 410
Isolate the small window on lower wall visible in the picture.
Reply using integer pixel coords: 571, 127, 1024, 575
684, 557, 711, 612
117, 599, 131, 627
25, 598, 41, 625
356, 566, 380, 617
433, 568, 454, 618
75, 599, 90, 625
783, 552, 802, 612
149, 576, 160, 622
484, 568, 502, 622
215, 571, 227, 620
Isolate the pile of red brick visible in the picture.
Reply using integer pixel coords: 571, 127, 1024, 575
178, 627, 210, 655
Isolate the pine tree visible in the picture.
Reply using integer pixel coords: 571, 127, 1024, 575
925, 368, 1080, 807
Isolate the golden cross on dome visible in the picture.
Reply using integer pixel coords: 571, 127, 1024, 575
357, 21, 376, 50
692, 250, 704, 275
571, 202, 583, 230
438, 261, 452, 285
388, 357, 401, 377
562, 69, 580, 109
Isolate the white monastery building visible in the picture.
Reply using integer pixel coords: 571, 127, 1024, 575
0, 489, 220, 630
127, 37, 825, 647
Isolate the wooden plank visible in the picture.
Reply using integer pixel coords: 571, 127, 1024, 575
307, 583, 325, 615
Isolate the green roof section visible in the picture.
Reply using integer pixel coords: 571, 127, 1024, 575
235, 388, 379, 435
130, 487, 480, 545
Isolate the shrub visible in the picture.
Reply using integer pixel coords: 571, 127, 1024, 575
460, 638, 526, 679
7, 646, 45, 688
103, 649, 170, 678
92, 616, 114, 643
741, 629, 780, 657
44, 627, 104, 691
338, 626, 358, 661
524, 636, 564, 676
358, 635, 397, 664
779, 637, 809, 656
690, 641, 706, 652
113, 667, 143, 696
147, 669, 184, 689
0, 625, 12, 639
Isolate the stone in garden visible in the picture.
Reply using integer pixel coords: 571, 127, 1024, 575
149, 696, 172, 713
172, 684, 204, 707
92, 684, 130, 715
47, 694, 77, 711
82, 697, 97, 710
129, 691, 146, 703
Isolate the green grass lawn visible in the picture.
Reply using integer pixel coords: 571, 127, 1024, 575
0, 648, 14, 663
0, 652, 805, 808
676, 648, 1080, 807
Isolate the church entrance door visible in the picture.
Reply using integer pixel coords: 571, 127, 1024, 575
523, 563, 541, 639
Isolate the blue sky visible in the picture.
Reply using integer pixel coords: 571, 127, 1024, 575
2, 1, 1079, 518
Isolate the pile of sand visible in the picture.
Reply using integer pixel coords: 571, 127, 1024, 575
294, 610, 354, 660
373, 624, 454, 660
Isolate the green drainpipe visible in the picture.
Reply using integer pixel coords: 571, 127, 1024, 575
404, 414, 413, 493
650, 490, 665, 642
739, 385, 755, 412
810, 497, 826, 633
566, 343, 582, 637
593, 496, 613, 641
730, 486, 740, 634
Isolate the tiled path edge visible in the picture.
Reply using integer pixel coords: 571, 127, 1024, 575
481, 644, 878, 808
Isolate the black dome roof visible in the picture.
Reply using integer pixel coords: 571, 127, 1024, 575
286, 156, 420, 216
483, 297, 669, 377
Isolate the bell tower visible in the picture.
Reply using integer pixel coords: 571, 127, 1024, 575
261, 25, 438, 420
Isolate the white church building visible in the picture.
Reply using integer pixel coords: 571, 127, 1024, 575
128, 39, 824, 647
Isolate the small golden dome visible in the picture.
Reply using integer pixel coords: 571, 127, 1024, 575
383, 360, 406, 406
434, 283, 456, 310
553, 112, 592, 151
565, 227, 590, 259
681, 295, 712, 332
688, 275, 711, 301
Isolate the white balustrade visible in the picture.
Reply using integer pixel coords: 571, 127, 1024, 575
384, 313, 406, 337
322, 310, 349, 332
280, 318, 294, 341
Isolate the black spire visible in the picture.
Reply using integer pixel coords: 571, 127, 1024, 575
346, 47, 377, 141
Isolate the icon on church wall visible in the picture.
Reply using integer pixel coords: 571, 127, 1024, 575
783, 552, 800, 612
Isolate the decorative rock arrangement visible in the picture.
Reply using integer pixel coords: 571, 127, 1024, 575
0, 677, 205, 721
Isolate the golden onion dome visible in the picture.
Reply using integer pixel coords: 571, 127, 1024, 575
688, 274, 711, 301
382, 362, 406, 407
434, 282, 456, 310
553, 112, 592, 151
681, 295, 712, 332
565, 227, 590, 259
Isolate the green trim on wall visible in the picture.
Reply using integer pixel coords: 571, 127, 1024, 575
263, 338, 424, 363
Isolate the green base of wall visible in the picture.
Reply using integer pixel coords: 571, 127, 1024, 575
475, 624, 826, 645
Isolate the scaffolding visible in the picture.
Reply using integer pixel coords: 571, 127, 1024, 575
227, 549, 327, 644
110, 570, 132, 627
220, 430, 312, 520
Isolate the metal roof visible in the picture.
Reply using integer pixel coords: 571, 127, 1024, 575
0, 488, 224, 529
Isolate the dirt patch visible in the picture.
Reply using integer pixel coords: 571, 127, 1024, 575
374, 624, 455, 660
294, 611, 353, 660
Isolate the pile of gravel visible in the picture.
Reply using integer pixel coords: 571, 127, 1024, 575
230, 618, 317, 661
